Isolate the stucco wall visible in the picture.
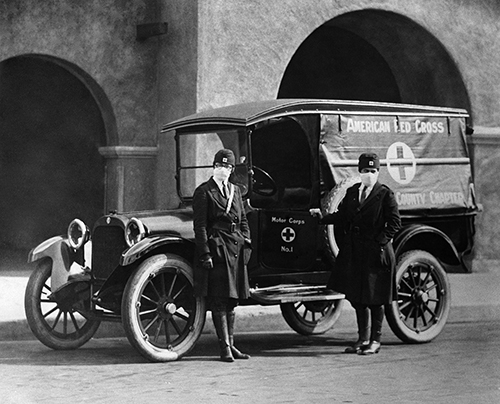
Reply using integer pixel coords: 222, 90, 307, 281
468, 131, 500, 271
3, 1, 499, 137
194, 0, 500, 128
0, 0, 162, 147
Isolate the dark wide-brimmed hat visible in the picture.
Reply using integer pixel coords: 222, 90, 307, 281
213, 149, 236, 166
358, 153, 380, 171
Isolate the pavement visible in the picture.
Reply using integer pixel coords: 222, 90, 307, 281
1, 266, 500, 341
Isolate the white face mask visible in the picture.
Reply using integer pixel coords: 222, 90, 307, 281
359, 170, 379, 188
213, 166, 231, 182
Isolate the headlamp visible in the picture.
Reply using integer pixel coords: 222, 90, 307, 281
67, 218, 90, 250
125, 217, 146, 247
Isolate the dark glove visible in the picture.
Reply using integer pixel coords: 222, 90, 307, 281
201, 256, 213, 270
379, 243, 394, 271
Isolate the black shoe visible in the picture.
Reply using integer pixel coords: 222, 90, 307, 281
212, 312, 235, 362
231, 345, 250, 360
344, 340, 369, 354
358, 341, 381, 355
220, 345, 235, 362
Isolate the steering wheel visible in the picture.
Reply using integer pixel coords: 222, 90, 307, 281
251, 166, 278, 196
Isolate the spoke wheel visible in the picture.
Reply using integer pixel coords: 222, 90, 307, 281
121, 254, 206, 362
386, 250, 451, 343
24, 259, 100, 350
280, 299, 344, 335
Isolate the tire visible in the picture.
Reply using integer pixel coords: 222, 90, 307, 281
280, 299, 345, 335
121, 254, 206, 362
323, 177, 361, 262
385, 250, 451, 343
24, 259, 100, 350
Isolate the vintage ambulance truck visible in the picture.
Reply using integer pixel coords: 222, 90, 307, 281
25, 99, 478, 362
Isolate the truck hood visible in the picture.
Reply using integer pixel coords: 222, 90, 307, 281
121, 207, 195, 240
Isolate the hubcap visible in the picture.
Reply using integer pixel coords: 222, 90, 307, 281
413, 288, 429, 304
156, 298, 177, 320
164, 302, 177, 315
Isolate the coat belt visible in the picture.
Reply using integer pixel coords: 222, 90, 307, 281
212, 221, 240, 233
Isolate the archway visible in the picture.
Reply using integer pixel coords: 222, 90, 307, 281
0, 55, 109, 267
279, 10, 471, 114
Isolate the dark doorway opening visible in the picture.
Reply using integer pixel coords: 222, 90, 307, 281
0, 55, 105, 268
278, 10, 471, 114
279, 26, 401, 102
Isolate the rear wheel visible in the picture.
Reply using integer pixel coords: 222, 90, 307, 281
386, 250, 451, 343
280, 299, 344, 335
24, 259, 100, 350
121, 254, 206, 362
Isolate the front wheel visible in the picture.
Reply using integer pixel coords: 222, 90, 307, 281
121, 254, 206, 362
386, 250, 451, 343
280, 299, 344, 335
24, 259, 100, 350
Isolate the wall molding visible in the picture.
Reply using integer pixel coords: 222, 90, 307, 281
468, 126, 500, 145
99, 146, 158, 159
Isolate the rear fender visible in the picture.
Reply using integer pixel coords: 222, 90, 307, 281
120, 235, 193, 267
28, 236, 91, 291
393, 224, 462, 270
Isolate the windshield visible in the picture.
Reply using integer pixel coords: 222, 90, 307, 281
176, 128, 249, 200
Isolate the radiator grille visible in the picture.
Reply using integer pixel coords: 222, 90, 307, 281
92, 225, 127, 281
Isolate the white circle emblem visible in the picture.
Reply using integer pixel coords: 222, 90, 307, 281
386, 142, 416, 184
281, 227, 296, 243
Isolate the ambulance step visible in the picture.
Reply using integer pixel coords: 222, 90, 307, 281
249, 284, 345, 304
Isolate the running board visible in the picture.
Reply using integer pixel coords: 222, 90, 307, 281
249, 284, 345, 304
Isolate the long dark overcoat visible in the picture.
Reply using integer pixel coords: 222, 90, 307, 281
193, 177, 251, 300
323, 182, 401, 305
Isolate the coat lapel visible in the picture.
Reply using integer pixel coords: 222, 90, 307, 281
208, 177, 226, 208
352, 183, 362, 206
360, 182, 382, 208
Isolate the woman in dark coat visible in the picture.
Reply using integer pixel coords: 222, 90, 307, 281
193, 149, 252, 362
311, 153, 401, 354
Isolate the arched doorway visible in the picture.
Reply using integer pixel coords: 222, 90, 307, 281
0, 55, 108, 268
278, 10, 471, 113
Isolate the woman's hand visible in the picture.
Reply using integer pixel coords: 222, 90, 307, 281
309, 208, 323, 219
200, 255, 214, 270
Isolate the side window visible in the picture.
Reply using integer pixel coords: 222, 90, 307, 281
250, 118, 311, 209
177, 129, 249, 200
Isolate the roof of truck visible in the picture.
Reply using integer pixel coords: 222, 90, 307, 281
161, 99, 469, 132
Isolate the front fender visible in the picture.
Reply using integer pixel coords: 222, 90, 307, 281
394, 224, 462, 269
28, 236, 91, 291
29, 236, 64, 263
120, 235, 190, 266
29, 236, 73, 291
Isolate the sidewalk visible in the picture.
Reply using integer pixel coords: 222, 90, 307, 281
1, 270, 499, 341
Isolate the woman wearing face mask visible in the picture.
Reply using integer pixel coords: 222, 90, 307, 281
310, 153, 401, 355
193, 149, 252, 362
